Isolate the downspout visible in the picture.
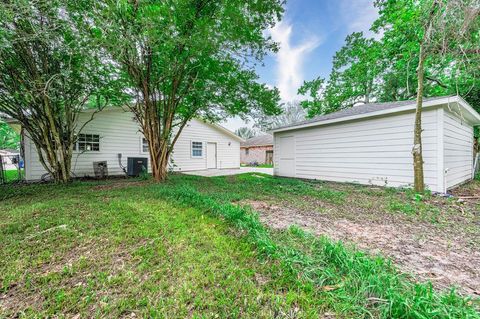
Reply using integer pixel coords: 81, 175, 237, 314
474, 127, 479, 179
444, 167, 450, 194
474, 153, 479, 178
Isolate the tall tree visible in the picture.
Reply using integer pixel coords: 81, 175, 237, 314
301, 0, 479, 192
90, 0, 282, 181
235, 127, 257, 140
374, 0, 480, 192
0, 0, 113, 182
298, 33, 383, 116
255, 101, 307, 131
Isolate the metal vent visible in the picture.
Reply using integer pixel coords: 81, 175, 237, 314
93, 161, 108, 179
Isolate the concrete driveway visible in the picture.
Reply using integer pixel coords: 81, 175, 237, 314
183, 167, 273, 177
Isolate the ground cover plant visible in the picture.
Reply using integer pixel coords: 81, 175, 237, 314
3, 169, 22, 183
1, 174, 479, 318
241, 163, 274, 168
176, 173, 480, 295
0, 181, 323, 317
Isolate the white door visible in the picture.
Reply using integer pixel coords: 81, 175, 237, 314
207, 142, 217, 169
278, 136, 295, 177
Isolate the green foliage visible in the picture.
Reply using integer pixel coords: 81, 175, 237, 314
0, 0, 119, 182
0, 122, 19, 150
300, 0, 480, 116
0, 0, 116, 115
91, 0, 282, 126
138, 166, 150, 181
85, 0, 283, 179
299, 33, 384, 117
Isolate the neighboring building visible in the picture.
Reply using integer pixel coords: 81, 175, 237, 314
11, 108, 242, 181
0, 149, 20, 170
0, 149, 19, 157
271, 96, 480, 193
241, 134, 274, 165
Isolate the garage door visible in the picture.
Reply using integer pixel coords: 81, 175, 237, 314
278, 136, 295, 177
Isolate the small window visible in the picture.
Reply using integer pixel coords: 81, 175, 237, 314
191, 141, 203, 157
142, 138, 149, 153
78, 134, 100, 151
245, 148, 249, 155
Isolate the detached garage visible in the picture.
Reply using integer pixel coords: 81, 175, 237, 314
271, 96, 480, 193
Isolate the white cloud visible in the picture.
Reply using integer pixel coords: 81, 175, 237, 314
269, 21, 321, 101
339, 0, 382, 39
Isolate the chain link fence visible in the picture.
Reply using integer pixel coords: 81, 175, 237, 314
0, 154, 24, 184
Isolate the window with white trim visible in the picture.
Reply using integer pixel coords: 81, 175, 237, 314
191, 141, 203, 157
142, 138, 149, 153
78, 134, 100, 151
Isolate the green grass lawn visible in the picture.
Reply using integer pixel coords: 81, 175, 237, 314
1, 174, 479, 318
241, 163, 274, 168
0, 179, 326, 318
3, 169, 23, 183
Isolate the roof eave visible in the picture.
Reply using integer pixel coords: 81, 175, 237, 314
240, 144, 273, 148
202, 121, 244, 142
270, 96, 477, 133
455, 96, 480, 125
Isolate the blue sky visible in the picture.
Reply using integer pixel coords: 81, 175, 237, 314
222, 0, 380, 131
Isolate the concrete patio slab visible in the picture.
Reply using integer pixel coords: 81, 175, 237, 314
182, 167, 273, 177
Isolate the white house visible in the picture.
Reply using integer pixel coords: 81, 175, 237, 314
271, 96, 480, 193
16, 108, 242, 181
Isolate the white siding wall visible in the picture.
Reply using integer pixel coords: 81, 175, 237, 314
24, 109, 240, 180
170, 119, 240, 171
443, 109, 474, 189
274, 108, 442, 192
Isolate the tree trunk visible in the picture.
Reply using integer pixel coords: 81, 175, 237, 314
412, 0, 440, 193
139, 97, 171, 182
33, 127, 73, 183
138, 99, 192, 183
413, 44, 426, 193
148, 140, 169, 182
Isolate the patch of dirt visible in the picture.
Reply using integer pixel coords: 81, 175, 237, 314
450, 180, 480, 205
247, 200, 480, 296
92, 180, 151, 191
0, 238, 147, 316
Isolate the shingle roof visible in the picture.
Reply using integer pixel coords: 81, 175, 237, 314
241, 134, 273, 147
272, 96, 452, 131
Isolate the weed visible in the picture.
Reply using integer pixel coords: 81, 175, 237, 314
149, 183, 479, 318
1, 174, 478, 318
389, 200, 417, 215
138, 166, 150, 180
